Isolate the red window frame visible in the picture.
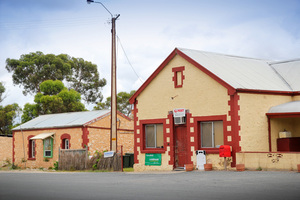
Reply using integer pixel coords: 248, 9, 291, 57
172, 66, 185, 88
27, 135, 36, 160
61, 133, 71, 149
140, 119, 166, 154
195, 115, 227, 154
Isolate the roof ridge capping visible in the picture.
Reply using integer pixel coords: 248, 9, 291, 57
177, 47, 271, 61
268, 58, 300, 65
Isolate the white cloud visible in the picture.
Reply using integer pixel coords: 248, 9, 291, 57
1, 0, 300, 109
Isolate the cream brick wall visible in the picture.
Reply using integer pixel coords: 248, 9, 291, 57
0, 136, 12, 166
137, 55, 230, 120
236, 152, 300, 171
238, 93, 292, 152
135, 54, 230, 170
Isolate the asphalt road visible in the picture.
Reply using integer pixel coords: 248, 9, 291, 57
0, 170, 299, 200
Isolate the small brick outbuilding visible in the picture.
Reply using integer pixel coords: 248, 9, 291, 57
12, 110, 133, 169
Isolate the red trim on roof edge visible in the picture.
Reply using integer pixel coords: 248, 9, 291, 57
176, 49, 236, 95
129, 48, 300, 103
237, 89, 300, 95
129, 49, 178, 104
266, 112, 300, 118
129, 48, 236, 104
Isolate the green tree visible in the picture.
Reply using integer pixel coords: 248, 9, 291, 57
21, 103, 39, 123
6, 51, 106, 104
6, 51, 71, 96
0, 103, 20, 135
0, 82, 6, 103
67, 57, 106, 104
94, 90, 135, 116
22, 80, 86, 122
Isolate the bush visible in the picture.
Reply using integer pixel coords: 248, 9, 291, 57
54, 161, 59, 170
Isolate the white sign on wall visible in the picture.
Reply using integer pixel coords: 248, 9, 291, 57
173, 108, 185, 117
104, 151, 115, 158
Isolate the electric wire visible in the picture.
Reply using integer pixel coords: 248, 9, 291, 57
117, 35, 144, 84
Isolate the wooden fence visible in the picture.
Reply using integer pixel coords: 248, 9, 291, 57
58, 147, 88, 171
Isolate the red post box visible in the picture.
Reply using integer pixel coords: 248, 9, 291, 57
219, 145, 231, 157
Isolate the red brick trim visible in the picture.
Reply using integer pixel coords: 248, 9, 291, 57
166, 112, 174, 166
82, 127, 89, 149
172, 66, 185, 88
139, 118, 167, 154
86, 126, 133, 132
228, 93, 241, 167
185, 113, 193, 165
129, 49, 177, 104
176, 49, 236, 95
61, 133, 71, 149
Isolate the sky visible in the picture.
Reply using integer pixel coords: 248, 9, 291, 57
1, 0, 300, 111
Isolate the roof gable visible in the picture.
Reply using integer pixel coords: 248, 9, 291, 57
130, 48, 299, 103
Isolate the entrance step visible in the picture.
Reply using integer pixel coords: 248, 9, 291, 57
174, 167, 185, 171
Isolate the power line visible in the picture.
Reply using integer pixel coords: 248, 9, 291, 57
117, 35, 144, 83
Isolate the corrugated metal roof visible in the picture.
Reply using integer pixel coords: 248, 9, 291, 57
178, 48, 296, 91
270, 59, 300, 91
267, 101, 300, 113
13, 110, 110, 130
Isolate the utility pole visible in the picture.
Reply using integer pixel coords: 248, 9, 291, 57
110, 14, 120, 152
87, 0, 119, 152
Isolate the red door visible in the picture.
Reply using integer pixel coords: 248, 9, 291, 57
174, 126, 187, 168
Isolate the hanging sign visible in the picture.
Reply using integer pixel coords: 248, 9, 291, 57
173, 108, 185, 117
145, 153, 161, 166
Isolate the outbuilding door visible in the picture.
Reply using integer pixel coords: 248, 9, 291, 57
174, 126, 187, 168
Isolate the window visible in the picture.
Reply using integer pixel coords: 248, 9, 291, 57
63, 139, 69, 149
172, 66, 185, 88
176, 71, 182, 86
29, 140, 35, 158
44, 137, 53, 157
201, 121, 223, 148
145, 124, 164, 148
61, 133, 71, 149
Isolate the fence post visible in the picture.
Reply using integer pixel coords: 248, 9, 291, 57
58, 147, 61, 170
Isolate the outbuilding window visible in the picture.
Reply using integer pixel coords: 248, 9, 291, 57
30, 140, 35, 158
145, 124, 164, 148
44, 137, 53, 158
201, 121, 224, 148
28, 135, 36, 160
61, 133, 71, 149
63, 139, 69, 149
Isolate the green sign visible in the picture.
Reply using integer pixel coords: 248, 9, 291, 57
145, 153, 161, 166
